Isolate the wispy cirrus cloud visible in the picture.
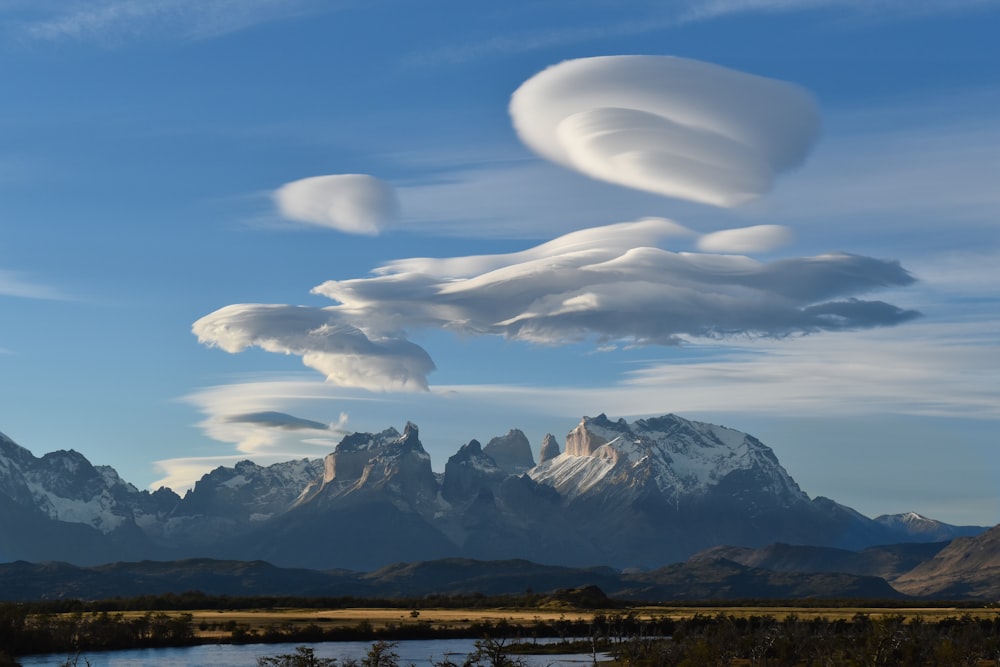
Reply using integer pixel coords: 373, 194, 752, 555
680, 0, 1000, 22
0, 269, 68, 300
155, 378, 355, 490
406, 0, 997, 67
2, 0, 340, 45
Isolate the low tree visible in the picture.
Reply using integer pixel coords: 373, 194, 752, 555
362, 640, 399, 667
257, 646, 338, 667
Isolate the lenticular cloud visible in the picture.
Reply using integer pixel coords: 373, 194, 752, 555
510, 56, 820, 207
192, 303, 435, 391
274, 173, 399, 235
194, 219, 919, 390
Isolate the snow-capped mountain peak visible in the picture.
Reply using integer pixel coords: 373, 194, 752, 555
531, 413, 807, 504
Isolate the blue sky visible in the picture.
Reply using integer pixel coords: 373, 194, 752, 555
1, 0, 998, 526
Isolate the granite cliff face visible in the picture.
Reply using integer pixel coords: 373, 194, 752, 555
0, 418, 988, 570
482, 429, 536, 474
538, 433, 561, 463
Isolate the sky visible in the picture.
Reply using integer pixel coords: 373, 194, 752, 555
1, 0, 998, 526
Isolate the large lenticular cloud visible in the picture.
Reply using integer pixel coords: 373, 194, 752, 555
510, 55, 820, 207
194, 219, 919, 389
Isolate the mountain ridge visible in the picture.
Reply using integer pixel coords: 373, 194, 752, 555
0, 417, 990, 570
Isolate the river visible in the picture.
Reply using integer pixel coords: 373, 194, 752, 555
18, 638, 605, 667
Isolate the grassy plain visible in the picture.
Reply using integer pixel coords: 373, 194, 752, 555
122, 605, 1000, 639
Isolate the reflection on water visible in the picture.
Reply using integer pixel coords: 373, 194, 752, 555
19, 638, 605, 667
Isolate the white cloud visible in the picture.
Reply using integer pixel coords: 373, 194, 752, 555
681, 0, 1000, 22
158, 379, 357, 489
192, 303, 436, 391
510, 56, 820, 207
0, 269, 68, 300
396, 88, 1000, 243
620, 323, 1000, 419
6, 0, 335, 45
274, 173, 400, 235
195, 217, 918, 390
314, 220, 918, 347
406, 1, 994, 67
697, 224, 794, 253
375, 217, 696, 278
763, 104, 1000, 235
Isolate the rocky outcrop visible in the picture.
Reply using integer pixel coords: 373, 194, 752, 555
483, 429, 535, 474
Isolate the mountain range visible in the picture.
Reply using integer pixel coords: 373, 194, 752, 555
0, 414, 989, 574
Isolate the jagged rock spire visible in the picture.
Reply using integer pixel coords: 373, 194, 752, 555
539, 433, 560, 463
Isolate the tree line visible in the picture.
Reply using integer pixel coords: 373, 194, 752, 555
5, 600, 1000, 666
613, 612, 1000, 666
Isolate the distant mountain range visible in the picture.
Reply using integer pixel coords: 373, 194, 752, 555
0, 554, 903, 602
0, 414, 990, 576
6, 532, 1000, 601
5, 529, 999, 601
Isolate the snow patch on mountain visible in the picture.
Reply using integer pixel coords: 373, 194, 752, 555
33, 489, 128, 532
529, 451, 616, 499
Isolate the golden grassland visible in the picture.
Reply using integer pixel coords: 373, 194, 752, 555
89, 605, 1000, 639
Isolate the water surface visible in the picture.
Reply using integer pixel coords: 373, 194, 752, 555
19, 637, 604, 667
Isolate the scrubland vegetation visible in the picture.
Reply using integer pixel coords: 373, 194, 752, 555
2, 593, 1000, 666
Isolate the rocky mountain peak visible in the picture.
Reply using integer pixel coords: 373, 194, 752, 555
172, 457, 321, 525
565, 415, 616, 457
483, 428, 535, 474
874, 512, 986, 542
441, 439, 505, 502
334, 427, 401, 454
539, 434, 560, 463
309, 423, 438, 513
452, 439, 484, 460
0, 431, 35, 467
401, 421, 420, 444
